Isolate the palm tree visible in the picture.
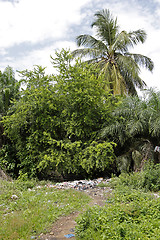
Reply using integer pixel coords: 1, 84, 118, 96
72, 9, 154, 95
99, 89, 160, 172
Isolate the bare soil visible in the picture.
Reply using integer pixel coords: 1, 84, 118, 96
38, 186, 112, 240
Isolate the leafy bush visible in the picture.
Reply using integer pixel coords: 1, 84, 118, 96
80, 141, 116, 176
141, 163, 160, 191
38, 139, 116, 178
110, 163, 160, 192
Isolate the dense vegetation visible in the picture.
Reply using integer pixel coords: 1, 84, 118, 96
0, 51, 159, 180
0, 50, 117, 179
0, 9, 159, 181
0, 49, 159, 180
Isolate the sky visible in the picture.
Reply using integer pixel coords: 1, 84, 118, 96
0, 0, 160, 91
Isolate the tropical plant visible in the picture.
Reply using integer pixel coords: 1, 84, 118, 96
100, 88, 160, 145
72, 9, 154, 95
100, 95, 149, 146
99, 89, 160, 172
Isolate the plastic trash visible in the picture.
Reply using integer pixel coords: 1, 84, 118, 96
64, 233, 75, 238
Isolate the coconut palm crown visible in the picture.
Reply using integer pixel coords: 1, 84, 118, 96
72, 9, 154, 95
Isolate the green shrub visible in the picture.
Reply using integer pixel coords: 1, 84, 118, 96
110, 163, 160, 192
141, 163, 160, 191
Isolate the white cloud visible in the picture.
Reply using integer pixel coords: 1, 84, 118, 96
3, 40, 77, 76
0, 0, 160, 91
0, 0, 91, 47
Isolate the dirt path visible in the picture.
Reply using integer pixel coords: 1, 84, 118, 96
38, 186, 112, 240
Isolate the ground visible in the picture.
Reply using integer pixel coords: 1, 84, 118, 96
38, 185, 112, 240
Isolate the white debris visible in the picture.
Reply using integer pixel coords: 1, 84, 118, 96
11, 194, 18, 200
46, 178, 111, 191
154, 146, 160, 153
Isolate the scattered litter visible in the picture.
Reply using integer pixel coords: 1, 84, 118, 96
106, 200, 111, 203
154, 146, 160, 152
64, 233, 75, 238
153, 193, 160, 198
11, 195, 18, 200
70, 228, 75, 232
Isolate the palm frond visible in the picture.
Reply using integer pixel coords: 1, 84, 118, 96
127, 118, 148, 136
76, 34, 108, 50
91, 9, 119, 46
72, 48, 103, 59
116, 54, 142, 95
150, 117, 160, 137
111, 64, 126, 95
100, 121, 128, 145
112, 31, 131, 52
125, 53, 154, 72
128, 30, 147, 45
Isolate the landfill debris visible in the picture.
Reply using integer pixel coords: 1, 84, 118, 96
64, 233, 75, 238
37, 178, 111, 191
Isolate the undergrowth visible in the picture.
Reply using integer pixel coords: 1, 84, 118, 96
110, 163, 160, 192
76, 163, 160, 240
